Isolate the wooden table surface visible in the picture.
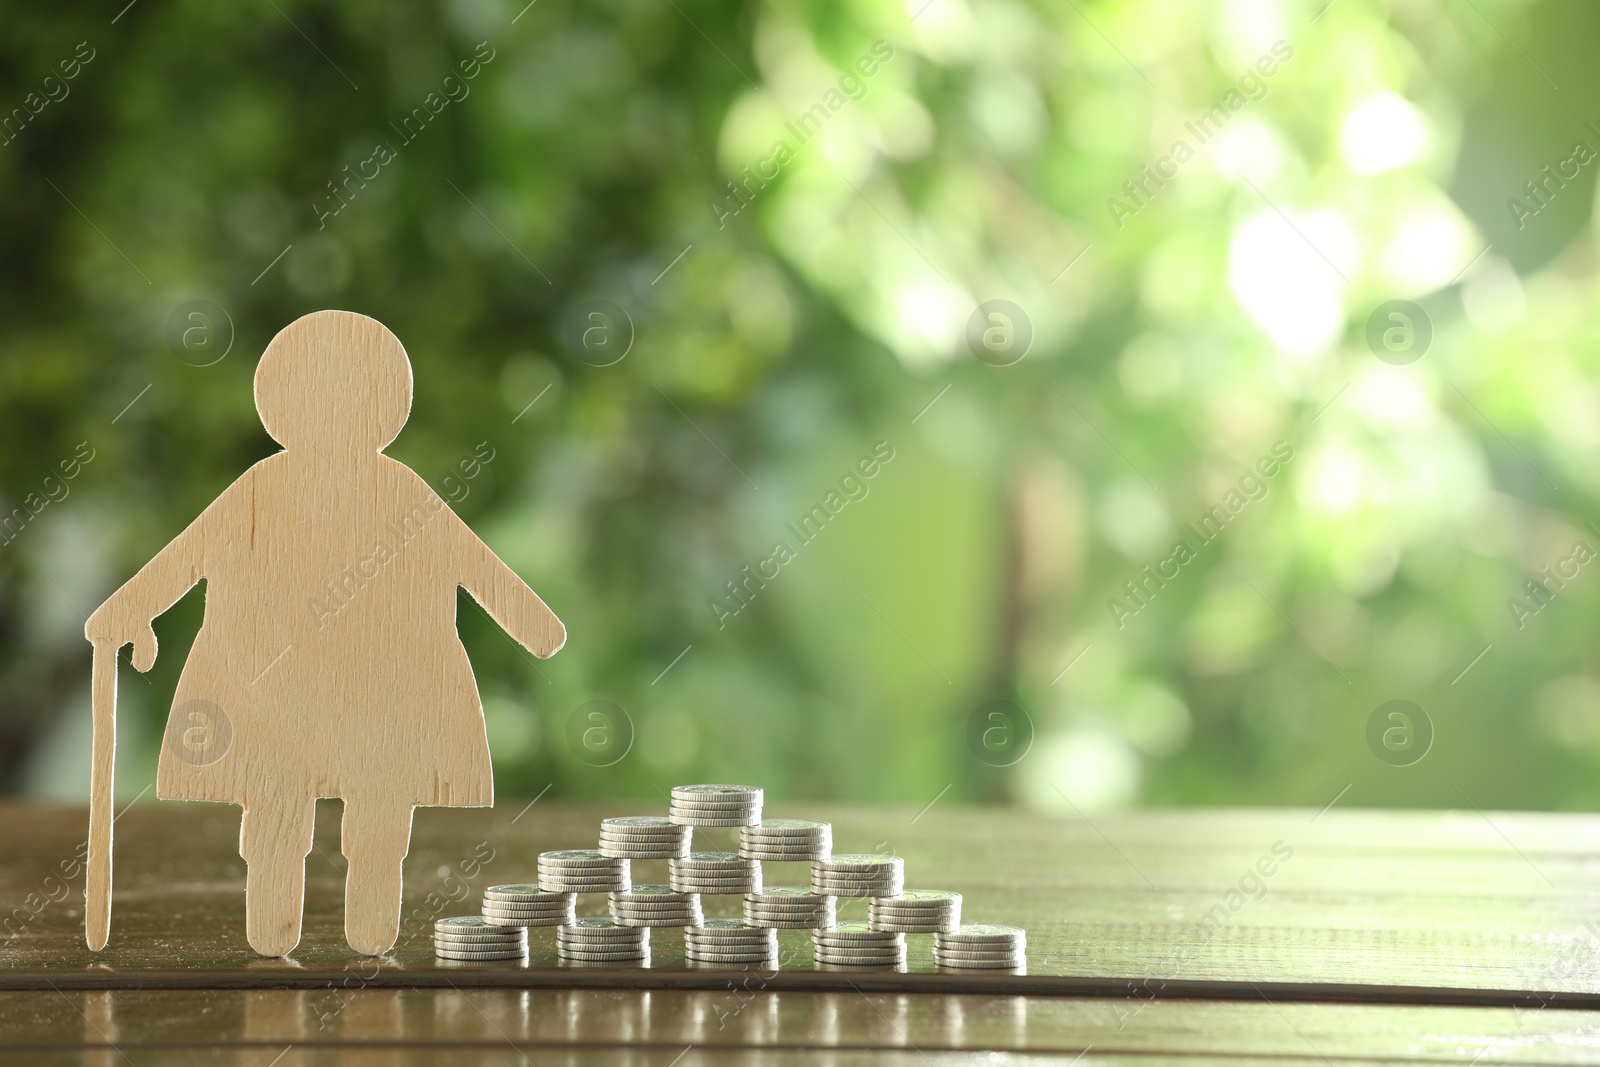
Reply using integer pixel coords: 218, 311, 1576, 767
2, 800, 1598, 1063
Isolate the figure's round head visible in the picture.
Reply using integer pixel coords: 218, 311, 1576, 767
254, 310, 412, 454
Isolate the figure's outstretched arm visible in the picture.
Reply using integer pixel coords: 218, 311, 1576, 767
451, 515, 565, 659
84, 480, 234, 671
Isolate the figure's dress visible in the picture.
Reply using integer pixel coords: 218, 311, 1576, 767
155, 452, 493, 810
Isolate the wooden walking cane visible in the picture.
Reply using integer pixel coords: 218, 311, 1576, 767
86, 638, 116, 950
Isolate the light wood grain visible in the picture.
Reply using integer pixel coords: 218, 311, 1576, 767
0, 986, 1598, 1064
80, 311, 566, 957
5, 803, 1600, 1001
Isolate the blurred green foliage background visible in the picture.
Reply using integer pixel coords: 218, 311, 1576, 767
2, 0, 1599, 814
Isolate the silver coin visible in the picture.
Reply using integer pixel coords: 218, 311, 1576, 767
746, 906, 832, 918
934, 954, 1026, 967
812, 874, 903, 887
742, 908, 832, 921
557, 927, 651, 940
539, 876, 632, 889
873, 890, 961, 906
540, 849, 626, 865
684, 930, 778, 943
815, 924, 901, 941
557, 925, 651, 938
563, 917, 634, 931
667, 809, 763, 822
812, 940, 902, 959
672, 784, 763, 800
812, 870, 902, 883
669, 816, 761, 828
812, 943, 904, 957
746, 886, 826, 902
483, 884, 572, 901
669, 851, 747, 866
557, 949, 650, 962
689, 917, 767, 929
812, 943, 903, 957
612, 886, 695, 900
672, 872, 761, 883
610, 910, 696, 920
432, 932, 525, 944
434, 924, 527, 937
434, 923, 527, 936
813, 854, 901, 871
685, 958, 779, 971
668, 798, 763, 812
932, 941, 1026, 955
435, 916, 510, 932
746, 908, 832, 919
433, 938, 527, 951
684, 953, 777, 972
741, 818, 828, 834
741, 849, 829, 862
744, 918, 826, 929
482, 915, 567, 929
686, 929, 776, 939
434, 948, 528, 960
684, 928, 778, 941
604, 908, 700, 921
935, 923, 1025, 942
600, 830, 689, 841
556, 921, 643, 934
613, 916, 696, 928
602, 816, 679, 829
482, 901, 573, 913
601, 845, 688, 859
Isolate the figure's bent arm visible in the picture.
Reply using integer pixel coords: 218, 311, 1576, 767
449, 511, 565, 659
84, 472, 246, 670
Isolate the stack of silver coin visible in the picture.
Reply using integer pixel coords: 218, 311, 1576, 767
738, 819, 832, 861
812, 922, 905, 967
609, 884, 703, 927
433, 916, 527, 961
599, 816, 692, 859
933, 924, 1026, 969
744, 886, 835, 929
685, 918, 778, 964
480, 884, 576, 927
556, 916, 650, 962
538, 849, 631, 894
669, 784, 763, 826
868, 890, 961, 933
811, 854, 903, 898
669, 850, 762, 894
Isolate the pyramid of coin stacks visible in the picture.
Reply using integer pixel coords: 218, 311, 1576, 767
433, 784, 1026, 970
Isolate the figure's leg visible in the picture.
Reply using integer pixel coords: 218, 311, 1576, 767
341, 799, 414, 955
239, 799, 316, 956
